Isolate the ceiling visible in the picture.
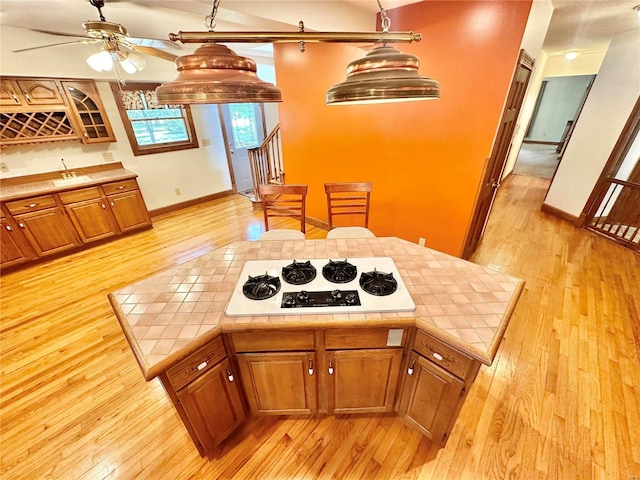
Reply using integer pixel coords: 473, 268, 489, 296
0, 0, 637, 61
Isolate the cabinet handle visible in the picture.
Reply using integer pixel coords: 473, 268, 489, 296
431, 351, 444, 362
408, 359, 415, 376
101, 203, 106, 209
27, 203, 38, 208
11, 92, 19, 103
24, 92, 32, 102
117, 186, 125, 190
83, 131, 89, 138
5, 224, 12, 231
226, 367, 234, 382
328, 358, 334, 375
186, 355, 212, 373
308, 359, 314, 376
110, 202, 115, 207
18, 222, 25, 229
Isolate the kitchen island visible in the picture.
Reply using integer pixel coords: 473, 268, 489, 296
109, 237, 524, 456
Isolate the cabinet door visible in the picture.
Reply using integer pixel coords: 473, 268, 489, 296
0, 217, 35, 268
13, 207, 80, 257
64, 198, 118, 243
61, 80, 116, 144
176, 358, 246, 455
327, 349, 402, 414
0, 79, 25, 106
399, 352, 465, 445
237, 352, 317, 415
15, 79, 65, 106
107, 190, 151, 232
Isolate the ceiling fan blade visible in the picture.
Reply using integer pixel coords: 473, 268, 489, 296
126, 36, 181, 50
126, 44, 178, 62
29, 28, 88, 39
13, 39, 98, 53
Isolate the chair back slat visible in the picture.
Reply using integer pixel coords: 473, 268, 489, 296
324, 182, 372, 229
259, 184, 308, 233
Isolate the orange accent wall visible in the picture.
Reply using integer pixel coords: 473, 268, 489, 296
274, 0, 532, 256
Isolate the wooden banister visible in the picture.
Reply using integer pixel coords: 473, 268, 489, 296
248, 123, 284, 201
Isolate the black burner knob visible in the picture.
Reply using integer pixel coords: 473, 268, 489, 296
345, 293, 358, 305
284, 295, 296, 306
297, 290, 309, 302
331, 289, 343, 300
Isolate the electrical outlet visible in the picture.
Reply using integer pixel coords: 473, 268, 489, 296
102, 152, 115, 162
202, 138, 211, 146
0, 162, 9, 172
175, 188, 181, 196
418, 237, 426, 247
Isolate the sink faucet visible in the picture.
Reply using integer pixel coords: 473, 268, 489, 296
61, 159, 76, 179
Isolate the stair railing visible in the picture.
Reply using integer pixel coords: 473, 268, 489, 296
248, 123, 284, 201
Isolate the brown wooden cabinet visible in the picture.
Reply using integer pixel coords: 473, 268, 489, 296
327, 348, 402, 414
399, 352, 466, 445
61, 80, 115, 144
237, 352, 317, 415
0, 214, 36, 269
5, 195, 80, 257
160, 336, 246, 457
59, 187, 118, 243
102, 179, 151, 232
176, 358, 246, 455
1, 77, 115, 147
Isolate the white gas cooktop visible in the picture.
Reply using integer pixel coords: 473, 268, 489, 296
225, 257, 416, 317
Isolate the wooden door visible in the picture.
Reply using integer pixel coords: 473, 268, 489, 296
462, 50, 534, 258
13, 208, 80, 256
399, 352, 465, 445
62, 80, 116, 144
236, 352, 317, 415
0, 79, 25, 107
65, 198, 119, 243
327, 349, 402, 414
15, 79, 65, 106
0, 217, 35, 268
107, 190, 151, 232
176, 358, 246, 455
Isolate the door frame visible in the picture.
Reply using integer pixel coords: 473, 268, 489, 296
462, 49, 535, 259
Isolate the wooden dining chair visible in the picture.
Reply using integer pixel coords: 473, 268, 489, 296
258, 184, 308, 240
324, 182, 376, 238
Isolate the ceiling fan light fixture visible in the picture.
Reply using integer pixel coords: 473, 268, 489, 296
86, 49, 113, 72
119, 52, 146, 74
155, 43, 282, 105
326, 45, 440, 105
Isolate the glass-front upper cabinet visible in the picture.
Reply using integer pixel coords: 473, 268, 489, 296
62, 80, 116, 144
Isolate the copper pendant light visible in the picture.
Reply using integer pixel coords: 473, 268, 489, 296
326, 45, 440, 105
155, 43, 282, 105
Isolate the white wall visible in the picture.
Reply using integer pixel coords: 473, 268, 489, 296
544, 29, 640, 218
0, 26, 279, 211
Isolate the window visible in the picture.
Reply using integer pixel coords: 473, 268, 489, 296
110, 82, 198, 156
228, 104, 260, 148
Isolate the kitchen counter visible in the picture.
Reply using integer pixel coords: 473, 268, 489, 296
0, 163, 137, 202
109, 237, 524, 381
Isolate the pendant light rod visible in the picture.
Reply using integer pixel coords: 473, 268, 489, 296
167, 30, 421, 44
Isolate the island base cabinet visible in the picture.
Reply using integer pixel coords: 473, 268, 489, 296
327, 349, 402, 414
12, 207, 80, 256
174, 358, 246, 457
237, 352, 317, 415
1, 216, 36, 268
399, 352, 466, 446
107, 190, 151, 232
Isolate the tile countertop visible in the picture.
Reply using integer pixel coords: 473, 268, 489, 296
108, 237, 525, 381
0, 168, 137, 202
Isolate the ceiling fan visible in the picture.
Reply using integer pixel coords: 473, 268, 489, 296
13, 0, 179, 67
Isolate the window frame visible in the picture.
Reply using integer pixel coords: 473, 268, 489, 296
110, 82, 199, 156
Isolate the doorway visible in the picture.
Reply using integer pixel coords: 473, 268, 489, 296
221, 103, 266, 195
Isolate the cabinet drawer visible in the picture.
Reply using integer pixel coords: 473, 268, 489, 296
230, 330, 315, 352
413, 330, 474, 380
166, 336, 227, 391
59, 187, 101, 204
326, 327, 405, 350
102, 179, 138, 195
6, 195, 57, 214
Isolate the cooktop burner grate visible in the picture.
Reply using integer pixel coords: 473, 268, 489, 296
242, 273, 281, 300
359, 270, 398, 296
322, 259, 357, 283
282, 260, 317, 285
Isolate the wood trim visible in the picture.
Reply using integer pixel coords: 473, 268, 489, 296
217, 104, 237, 192
148, 190, 235, 217
109, 82, 199, 156
540, 202, 581, 225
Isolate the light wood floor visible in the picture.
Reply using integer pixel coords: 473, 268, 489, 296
1, 175, 639, 479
